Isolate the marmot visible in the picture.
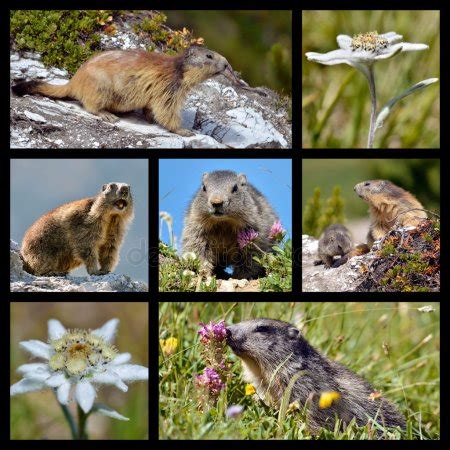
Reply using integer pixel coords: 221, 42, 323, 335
182, 170, 279, 279
355, 180, 427, 247
227, 318, 406, 434
21, 182, 133, 276
12, 45, 242, 137
314, 224, 353, 268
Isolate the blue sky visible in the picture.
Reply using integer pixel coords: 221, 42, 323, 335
159, 159, 292, 251
11, 159, 148, 283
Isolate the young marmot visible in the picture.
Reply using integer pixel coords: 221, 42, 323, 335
12, 45, 243, 137
182, 171, 279, 279
227, 318, 406, 434
314, 224, 353, 268
21, 182, 134, 276
355, 179, 427, 247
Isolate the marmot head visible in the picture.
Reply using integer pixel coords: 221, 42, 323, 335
354, 180, 406, 202
100, 182, 133, 213
321, 225, 352, 256
227, 318, 304, 363
194, 170, 251, 222
182, 45, 241, 85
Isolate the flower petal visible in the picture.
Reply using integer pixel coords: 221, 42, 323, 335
374, 46, 403, 60
92, 318, 119, 343
111, 352, 131, 365
306, 49, 353, 66
92, 371, 128, 392
48, 319, 66, 340
57, 382, 71, 404
16, 363, 49, 375
380, 32, 403, 44
23, 370, 51, 382
10, 378, 45, 396
45, 373, 67, 388
336, 34, 352, 50
112, 364, 149, 382
93, 403, 130, 421
398, 42, 429, 52
20, 340, 52, 360
75, 381, 96, 413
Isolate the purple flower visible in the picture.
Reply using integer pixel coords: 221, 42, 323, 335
198, 320, 228, 344
269, 220, 285, 241
237, 228, 259, 249
226, 404, 244, 418
196, 367, 226, 395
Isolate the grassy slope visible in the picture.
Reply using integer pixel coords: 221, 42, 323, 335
159, 302, 440, 440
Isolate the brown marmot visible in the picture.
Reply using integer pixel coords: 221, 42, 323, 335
355, 180, 427, 247
21, 182, 134, 276
182, 170, 279, 279
11, 45, 243, 137
227, 318, 406, 434
314, 224, 353, 268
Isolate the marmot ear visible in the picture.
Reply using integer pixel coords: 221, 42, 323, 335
288, 327, 299, 339
202, 172, 209, 183
237, 173, 247, 186
102, 184, 108, 192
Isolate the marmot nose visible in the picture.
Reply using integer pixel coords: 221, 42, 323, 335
225, 328, 232, 338
210, 197, 224, 208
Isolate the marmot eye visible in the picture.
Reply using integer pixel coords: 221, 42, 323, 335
232, 184, 238, 193
254, 325, 270, 333
364, 182, 371, 187
202, 185, 207, 192
206, 54, 213, 59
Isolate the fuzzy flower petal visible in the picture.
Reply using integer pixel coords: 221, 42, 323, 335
45, 373, 68, 388
57, 382, 71, 404
94, 403, 130, 421
47, 319, 66, 340
91, 371, 129, 392
16, 363, 49, 375
76, 380, 97, 413
336, 34, 352, 49
92, 318, 119, 343
111, 364, 149, 382
19, 340, 52, 360
110, 352, 132, 365
10, 378, 45, 396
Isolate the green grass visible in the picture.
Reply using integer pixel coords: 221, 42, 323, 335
302, 10, 440, 148
159, 302, 440, 440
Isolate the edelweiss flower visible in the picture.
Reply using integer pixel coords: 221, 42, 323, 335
306, 31, 428, 71
10, 318, 148, 419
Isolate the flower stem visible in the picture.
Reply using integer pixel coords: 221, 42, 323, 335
366, 66, 377, 148
77, 405, 89, 440
59, 401, 78, 440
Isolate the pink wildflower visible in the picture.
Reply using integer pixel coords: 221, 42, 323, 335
269, 220, 285, 241
198, 320, 228, 344
237, 228, 259, 249
196, 367, 226, 395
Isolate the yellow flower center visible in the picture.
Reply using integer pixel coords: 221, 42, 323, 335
351, 31, 389, 52
49, 330, 117, 376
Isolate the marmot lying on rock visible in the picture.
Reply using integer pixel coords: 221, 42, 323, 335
227, 318, 406, 434
21, 182, 133, 276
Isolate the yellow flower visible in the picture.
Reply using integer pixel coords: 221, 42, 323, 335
160, 337, 178, 356
318, 391, 341, 409
245, 384, 256, 396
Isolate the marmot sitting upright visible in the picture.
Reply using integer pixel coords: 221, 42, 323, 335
182, 171, 279, 280
21, 182, 134, 276
355, 179, 427, 247
12, 45, 243, 137
314, 224, 353, 268
227, 318, 406, 434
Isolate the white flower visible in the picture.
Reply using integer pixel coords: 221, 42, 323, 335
10, 318, 148, 420
306, 31, 428, 72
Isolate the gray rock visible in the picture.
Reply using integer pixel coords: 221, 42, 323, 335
10, 239, 148, 292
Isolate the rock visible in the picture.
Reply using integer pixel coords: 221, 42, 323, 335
10, 24, 291, 149
302, 235, 372, 292
216, 277, 260, 292
10, 239, 148, 292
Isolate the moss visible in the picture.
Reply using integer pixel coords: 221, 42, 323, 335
10, 10, 120, 74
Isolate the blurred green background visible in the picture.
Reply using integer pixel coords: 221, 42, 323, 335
10, 302, 148, 440
302, 159, 440, 236
302, 10, 440, 148
159, 302, 440, 439
165, 10, 292, 95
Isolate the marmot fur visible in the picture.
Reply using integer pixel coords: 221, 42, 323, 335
21, 182, 133, 276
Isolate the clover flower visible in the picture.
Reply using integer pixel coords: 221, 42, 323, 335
10, 318, 148, 419
198, 320, 228, 344
269, 220, 285, 241
237, 228, 259, 249
306, 31, 438, 148
195, 367, 225, 396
